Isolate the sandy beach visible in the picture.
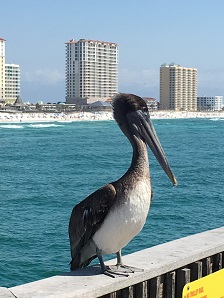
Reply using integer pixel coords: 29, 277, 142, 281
0, 110, 224, 123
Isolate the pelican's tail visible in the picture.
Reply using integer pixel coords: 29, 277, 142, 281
70, 254, 97, 270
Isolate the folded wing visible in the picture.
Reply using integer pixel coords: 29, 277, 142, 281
69, 183, 116, 269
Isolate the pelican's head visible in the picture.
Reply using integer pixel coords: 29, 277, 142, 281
112, 93, 177, 186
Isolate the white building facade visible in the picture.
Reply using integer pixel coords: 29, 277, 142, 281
143, 97, 158, 111
197, 96, 223, 111
0, 38, 6, 105
160, 63, 197, 111
0, 38, 21, 105
65, 39, 118, 105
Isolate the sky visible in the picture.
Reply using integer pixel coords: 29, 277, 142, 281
1, 0, 224, 103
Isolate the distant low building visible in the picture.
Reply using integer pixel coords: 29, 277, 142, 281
13, 95, 25, 108
197, 96, 223, 111
143, 97, 158, 111
34, 103, 77, 112
90, 101, 112, 111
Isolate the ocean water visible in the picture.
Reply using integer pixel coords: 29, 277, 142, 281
1, 118, 224, 288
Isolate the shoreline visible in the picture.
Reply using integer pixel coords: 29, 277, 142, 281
0, 110, 224, 123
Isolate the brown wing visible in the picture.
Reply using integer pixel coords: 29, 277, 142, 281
68, 183, 116, 261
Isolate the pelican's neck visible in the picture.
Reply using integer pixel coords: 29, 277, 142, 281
115, 121, 150, 182
122, 134, 150, 181
130, 135, 149, 176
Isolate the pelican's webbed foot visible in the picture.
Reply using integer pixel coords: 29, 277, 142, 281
114, 250, 144, 273
104, 265, 129, 278
112, 264, 144, 273
103, 263, 143, 278
96, 248, 129, 278
96, 248, 144, 278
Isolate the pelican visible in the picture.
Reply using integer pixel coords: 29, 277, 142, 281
69, 93, 177, 277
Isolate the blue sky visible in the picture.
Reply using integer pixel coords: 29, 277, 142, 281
1, 0, 224, 103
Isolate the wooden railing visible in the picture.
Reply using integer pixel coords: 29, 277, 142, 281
101, 253, 223, 298
2, 227, 224, 298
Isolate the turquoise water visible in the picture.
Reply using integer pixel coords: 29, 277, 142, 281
1, 118, 224, 287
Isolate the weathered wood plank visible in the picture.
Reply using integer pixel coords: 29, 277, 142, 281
202, 256, 212, 276
164, 271, 175, 298
134, 281, 148, 298
176, 268, 190, 298
121, 286, 134, 298
149, 276, 161, 298
189, 261, 202, 281
213, 253, 222, 272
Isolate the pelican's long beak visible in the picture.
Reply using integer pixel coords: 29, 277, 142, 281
128, 110, 177, 186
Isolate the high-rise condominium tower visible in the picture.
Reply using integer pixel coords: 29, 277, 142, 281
65, 39, 118, 105
0, 38, 6, 105
0, 38, 21, 105
160, 63, 197, 111
5, 64, 20, 104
